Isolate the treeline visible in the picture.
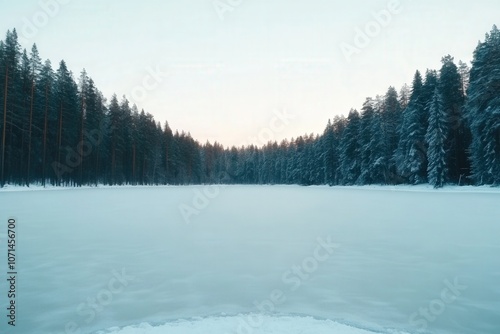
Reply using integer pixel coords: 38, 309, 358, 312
1, 26, 499, 188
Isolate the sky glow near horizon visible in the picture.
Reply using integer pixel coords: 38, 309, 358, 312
0, 0, 499, 147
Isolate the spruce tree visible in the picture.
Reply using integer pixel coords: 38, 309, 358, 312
27, 44, 42, 185
395, 71, 427, 184
438, 55, 468, 184
381, 87, 402, 183
358, 98, 375, 184
466, 25, 500, 185
1, 29, 21, 186
322, 120, 336, 185
339, 109, 361, 185
426, 88, 449, 188
39, 60, 55, 186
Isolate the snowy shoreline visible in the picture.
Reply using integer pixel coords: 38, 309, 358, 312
1, 183, 499, 194
91, 314, 406, 334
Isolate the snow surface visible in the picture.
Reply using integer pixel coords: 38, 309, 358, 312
0, 185, 499, 334
94, 315, 404, 334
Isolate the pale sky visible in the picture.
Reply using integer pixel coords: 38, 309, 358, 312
0, 0, 499, 147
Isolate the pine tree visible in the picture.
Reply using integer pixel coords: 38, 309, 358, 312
19, 50, 32, 184
1, 29, 21, 186
119, 97, 133, 184
39, 60, 55, 186
381, 87, 402, 183
339, 109, 361, 185
54, 60, 79, 185
77, 69, 90, 185
27, 44, 42, 185
421, 70, 438, 127
369, 107, 387, 183
439, 55, 468, 184
82, 78, 106, 185
162, 121, 174, 184
466, 25, 500, 185
331, 116, 346, 185
458, 60, 470, 95
395, 71, 427, 184
108, 94, 121, 184
426, 88, 449, 188
358, 98, 378, 184
399, 84, 411, 110
322, 119, 337, 185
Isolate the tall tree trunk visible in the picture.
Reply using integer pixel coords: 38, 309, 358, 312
57, 102, 63, 185
132, 144, 136, 185
27, 80, 34, 186
142, 157, 146, 185
95, 142, 100, 186
94, 122, 100, 186
165, 145, 169, 185
112, 142, 115, 185
42, 84, 48, 187
20, 93, 26, 184
1, 67, 8, 187
79, 94, 84, 186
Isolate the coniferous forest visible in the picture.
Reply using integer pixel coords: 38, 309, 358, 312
1, 26, 499, 188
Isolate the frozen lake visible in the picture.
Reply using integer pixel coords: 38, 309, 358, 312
1, 185, 499, 334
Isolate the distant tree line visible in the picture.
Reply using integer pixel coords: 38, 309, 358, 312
1, 26, 499, 188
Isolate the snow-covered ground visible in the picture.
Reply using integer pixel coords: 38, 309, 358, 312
0, 185, 499, 334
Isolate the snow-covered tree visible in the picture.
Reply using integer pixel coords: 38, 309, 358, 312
426, 88, 449, 188
358, 98, 386, 184
380, 87, 402, 183
466, 25, 500, 185
395, 71, 427, 184
339, 109, 361, 185
458, 60, 470, 95
439, 55, 469, 184
399, 83, 411, 110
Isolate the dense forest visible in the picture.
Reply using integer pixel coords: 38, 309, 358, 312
1, 26, 499, 188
